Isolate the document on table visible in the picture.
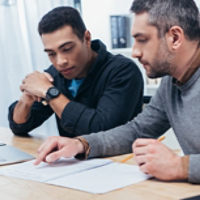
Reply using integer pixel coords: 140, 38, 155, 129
0, 158, 152, 194
48, 162, 152, 194
0, 157, 112, 182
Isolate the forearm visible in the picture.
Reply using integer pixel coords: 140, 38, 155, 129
82, 122, 137, 158
60, 93, 142, 136
9, 99, 54, 136
13, 100, 34, 124
48, 94, 70, 118
80, 91, 171, 158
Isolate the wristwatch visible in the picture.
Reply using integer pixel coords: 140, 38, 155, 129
45, 86, 60, 103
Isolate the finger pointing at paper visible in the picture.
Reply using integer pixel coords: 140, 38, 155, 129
34, 136, 85, 165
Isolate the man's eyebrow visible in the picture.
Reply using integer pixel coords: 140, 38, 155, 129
58, 41, 73, 49
132, 33, 146, 38
44, 42, 73, 52
44, 49, 53, 52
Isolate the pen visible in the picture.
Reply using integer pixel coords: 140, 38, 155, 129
120, 135, 166, 163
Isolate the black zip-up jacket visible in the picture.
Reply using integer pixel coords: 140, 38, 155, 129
8, 40, 143, 137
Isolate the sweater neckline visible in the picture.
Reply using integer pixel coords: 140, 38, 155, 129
177, 67, 200, 91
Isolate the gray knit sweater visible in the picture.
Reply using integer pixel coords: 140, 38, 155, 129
82, 67, 200, 184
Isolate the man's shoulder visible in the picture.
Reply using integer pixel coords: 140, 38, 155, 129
111, 54, 135, 65
100, 54, 143, 84
108, 54, 140, 72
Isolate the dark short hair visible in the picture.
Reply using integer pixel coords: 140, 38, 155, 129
38, 6, 86, 40
130, 0, 200, 41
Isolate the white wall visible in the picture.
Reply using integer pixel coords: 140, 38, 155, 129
195, 0, 200, 7
81, 0, 133, 50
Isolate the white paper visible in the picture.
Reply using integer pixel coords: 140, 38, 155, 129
0, 158, 152, 194
47, 163, 152, 194
0, 157, 112, 182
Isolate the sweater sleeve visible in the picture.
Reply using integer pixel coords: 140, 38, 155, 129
60, 61, 144, 136
189, 155, 200, 183
81, 80, 171, 158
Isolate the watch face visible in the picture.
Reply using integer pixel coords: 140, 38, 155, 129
45, 87, 60, 103
50, 88, 60, 96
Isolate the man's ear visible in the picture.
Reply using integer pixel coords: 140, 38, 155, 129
84, 30, 91, 47
165, 26, 184, 51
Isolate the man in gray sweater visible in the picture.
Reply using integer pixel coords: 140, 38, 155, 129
34, 0, 200, 184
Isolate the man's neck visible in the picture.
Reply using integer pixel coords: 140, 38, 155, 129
172, 40, 200, 80
88, 49, 98, 69
83, 49, 98, 76
76, 48, 98, 79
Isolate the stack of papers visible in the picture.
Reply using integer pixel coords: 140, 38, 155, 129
0, 158, 152, 194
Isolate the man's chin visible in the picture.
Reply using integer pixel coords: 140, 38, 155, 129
146, 69, 158, 79
62, 74, 75, 80
147, 72, 166, 79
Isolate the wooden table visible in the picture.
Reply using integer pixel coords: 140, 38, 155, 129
0, 127, 200, 200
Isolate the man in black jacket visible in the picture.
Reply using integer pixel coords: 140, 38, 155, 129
8, 6, 143, 137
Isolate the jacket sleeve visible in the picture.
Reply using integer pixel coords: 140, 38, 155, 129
81, 80, 171, 158
8, 101, 54, 137
60, 61, 144, 136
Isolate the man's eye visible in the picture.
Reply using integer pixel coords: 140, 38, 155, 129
64, 47, 73, 52
48, 53, 56, 57
138, 39, 147, 43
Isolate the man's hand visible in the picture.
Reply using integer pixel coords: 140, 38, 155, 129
20, 71, 54, 98
13, 72, 54, 124
20, 90, 38, 105
34, 136, 85, 165
43, 72, 54, 83
132, 139, 186, 181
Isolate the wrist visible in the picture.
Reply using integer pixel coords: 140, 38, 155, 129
20, 94, 34, 106
179, 156, 189, 180
174, 156, 188, 180
75, 139, 85, 154
42, 84, 54, 98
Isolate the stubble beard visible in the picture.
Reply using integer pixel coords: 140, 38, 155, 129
147, 39, 176, 79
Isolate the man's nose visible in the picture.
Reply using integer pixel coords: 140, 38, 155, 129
57, 54, 68, 67
132, 44, 142, 58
